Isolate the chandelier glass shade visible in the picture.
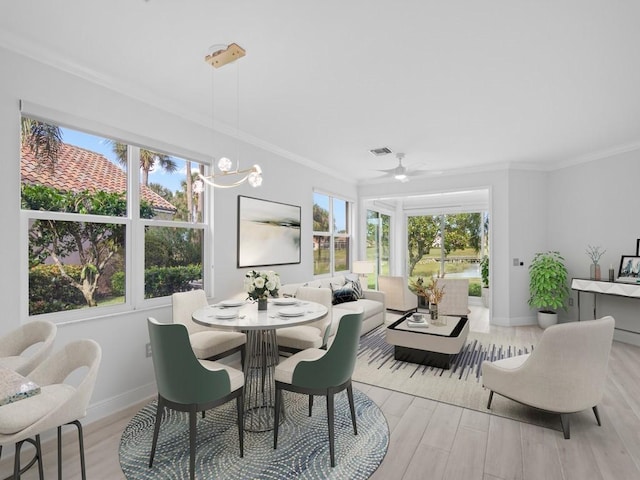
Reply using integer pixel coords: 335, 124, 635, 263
196, 43, 262, 190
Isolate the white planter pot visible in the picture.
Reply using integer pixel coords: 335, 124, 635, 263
537, 310, 558, 329
481, 287, 490, 308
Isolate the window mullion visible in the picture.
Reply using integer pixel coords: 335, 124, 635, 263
128, 146, 141, 307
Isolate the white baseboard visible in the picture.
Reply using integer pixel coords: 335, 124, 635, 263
613, 329, 640, 347
86, 382, 157, 425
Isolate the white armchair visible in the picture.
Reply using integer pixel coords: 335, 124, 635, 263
482, 316, 615, 439
377, 276, 417, 313
438, 279, 469, 316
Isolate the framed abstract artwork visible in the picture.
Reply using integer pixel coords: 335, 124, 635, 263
237, 195, 301, 268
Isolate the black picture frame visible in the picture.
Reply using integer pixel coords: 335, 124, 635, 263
636, 238, 640, 256
618, 255, 640, 280
237, 195, 301, 268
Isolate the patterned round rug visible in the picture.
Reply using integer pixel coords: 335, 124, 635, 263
119, 388, 388, 479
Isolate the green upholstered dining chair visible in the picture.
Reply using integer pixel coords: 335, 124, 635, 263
172, 290, 246, 365
273, 310, 364, 467
147, 317, 244, 480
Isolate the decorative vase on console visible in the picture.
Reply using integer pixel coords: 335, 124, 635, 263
590, 263, 601, 281
586, 245, 606, 281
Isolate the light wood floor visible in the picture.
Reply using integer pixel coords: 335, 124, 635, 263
3, 313, 640, 480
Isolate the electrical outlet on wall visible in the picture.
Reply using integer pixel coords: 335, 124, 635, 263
568, 298, 574, 307
145, 343, 152, 357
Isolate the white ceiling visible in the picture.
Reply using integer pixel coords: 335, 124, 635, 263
2, 0, 640, 184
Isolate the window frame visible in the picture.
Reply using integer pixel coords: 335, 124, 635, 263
312, 190, 353, 277
19, 102, 213, 323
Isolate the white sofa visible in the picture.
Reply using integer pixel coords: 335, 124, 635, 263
279, 274, 385, 340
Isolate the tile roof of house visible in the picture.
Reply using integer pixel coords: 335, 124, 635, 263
21, 143, 177, 213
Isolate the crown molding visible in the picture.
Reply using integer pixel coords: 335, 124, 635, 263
0, 32, 354, 185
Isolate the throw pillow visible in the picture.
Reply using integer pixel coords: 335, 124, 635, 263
331, 282, 358, 305
349, 278, 364, 299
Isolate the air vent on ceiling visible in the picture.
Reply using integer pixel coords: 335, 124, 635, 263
369, 147, 392, 156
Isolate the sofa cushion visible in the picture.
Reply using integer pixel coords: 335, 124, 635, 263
337, 298, 384, 317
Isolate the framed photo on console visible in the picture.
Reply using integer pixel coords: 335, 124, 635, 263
636, 238, 640, 255
617, 255, 640, 282
237, 195, 301, 268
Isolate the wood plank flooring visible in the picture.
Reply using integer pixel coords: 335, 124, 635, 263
2, 313, 640, 480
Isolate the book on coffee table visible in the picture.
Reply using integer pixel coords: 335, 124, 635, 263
406, 319, 429, 328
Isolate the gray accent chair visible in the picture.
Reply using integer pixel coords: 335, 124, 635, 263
147, 317, 244, 480
0, 320, 57, 376
274, 311, 364, 467
172, 290, 246, 365
482, 316, 615, 439
0, 339, 101, 480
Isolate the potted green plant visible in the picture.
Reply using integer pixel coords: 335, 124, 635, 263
480, 256, 490, 308
528, 251, 570, 328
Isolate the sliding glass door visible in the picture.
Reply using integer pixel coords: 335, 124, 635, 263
366, 210, 391, 289
407, 211, 488, 298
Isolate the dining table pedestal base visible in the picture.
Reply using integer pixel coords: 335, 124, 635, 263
243, 329, 283, 432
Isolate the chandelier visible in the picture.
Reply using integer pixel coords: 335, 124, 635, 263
194, 43, 263, 191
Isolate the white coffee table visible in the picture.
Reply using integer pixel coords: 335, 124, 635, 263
385, 314, 469, 369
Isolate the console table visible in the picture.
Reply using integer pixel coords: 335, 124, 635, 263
571, 278, 640, 321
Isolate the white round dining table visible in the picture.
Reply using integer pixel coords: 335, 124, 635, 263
192, 298, 328, 432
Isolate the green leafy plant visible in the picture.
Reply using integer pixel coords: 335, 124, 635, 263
480, 256, 489, 288
528, 251, 570, 313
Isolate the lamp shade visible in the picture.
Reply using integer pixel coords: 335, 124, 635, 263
352, 261, 374, 275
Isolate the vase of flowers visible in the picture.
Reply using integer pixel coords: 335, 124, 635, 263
586, 245, 606, 281
410, 276, 446, 325
244, 270, 281, 310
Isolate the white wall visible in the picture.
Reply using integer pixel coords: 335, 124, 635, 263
212, 143, 356, 301
0, 47, 356, 422
548, 149, 640, 345
507, 169, 549, 325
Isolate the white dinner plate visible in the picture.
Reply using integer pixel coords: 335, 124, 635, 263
215, 309, 238, 319
272, 297, 297, 306
220, 299, 245, 308
278, 306, 305, 317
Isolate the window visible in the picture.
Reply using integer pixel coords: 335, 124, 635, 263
313, 192, 351, 276
21, 116, 207, 318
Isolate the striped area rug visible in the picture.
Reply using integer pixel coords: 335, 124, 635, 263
358, 325, 533, 382
353, 324, 560, 429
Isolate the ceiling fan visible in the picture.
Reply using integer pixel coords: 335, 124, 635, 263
376, 153, 435, 182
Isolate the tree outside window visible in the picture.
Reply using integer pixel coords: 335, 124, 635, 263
21, 117, 206, 316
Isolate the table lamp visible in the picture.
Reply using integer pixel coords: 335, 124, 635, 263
352, 261, 374, 285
